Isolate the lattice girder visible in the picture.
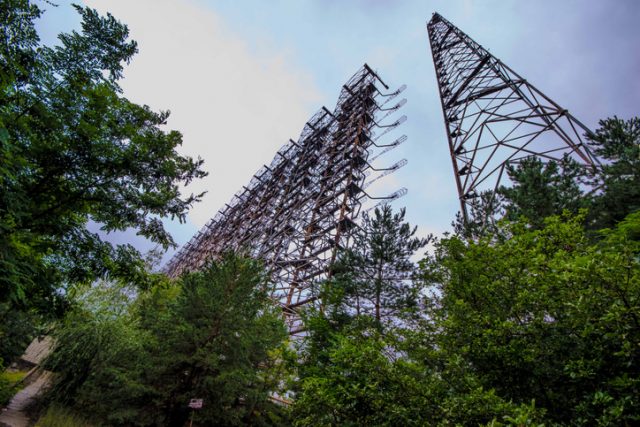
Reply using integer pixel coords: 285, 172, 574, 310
427, 13, 599, 223
164, 65, 408, 333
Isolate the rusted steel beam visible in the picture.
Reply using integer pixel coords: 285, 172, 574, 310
163, 65, 407, 334
427, 13, 599, 227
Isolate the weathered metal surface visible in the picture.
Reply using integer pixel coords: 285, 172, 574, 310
427, 13, 599, 225
163, 65, 406, 333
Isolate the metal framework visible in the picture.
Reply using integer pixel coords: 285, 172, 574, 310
427, 13, 599, 224
163, 65, 407, 333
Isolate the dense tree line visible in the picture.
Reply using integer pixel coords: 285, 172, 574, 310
44, 253, 290, 426
0, 0, 205, 364
1, 2, 639, 426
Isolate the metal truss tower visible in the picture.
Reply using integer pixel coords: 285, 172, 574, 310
427, 13, 599, 224
164, 65, 407, 334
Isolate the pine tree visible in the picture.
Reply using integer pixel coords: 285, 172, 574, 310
498, 155, 589, 229
588, 116, 640, 229
336, 205, 429, 326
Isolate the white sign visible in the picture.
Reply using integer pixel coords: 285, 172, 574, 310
189, 398, 203, 409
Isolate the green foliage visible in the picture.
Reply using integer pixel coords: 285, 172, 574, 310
142, 253, 289, 426
294, 296, 545, 426
0, 0, 206, 361
0, 369, 27, 384
0, 365, 28, 407
292, 321, 433, 426
334, 205, 429, 326
0, 302, 42, 363
0, 385, 13, 409
294, 206, 548, 425
45, 253, 289, 426
588, 117, 640, 229
499, 155, 589, 229
452, 189, 504, 239
0, 364, 14, 407
420, 212, 640, 425
293, 207, 433, 425
454, 155, 589, 239
44, 279, 153, 424
35, 404, 93, 427
455, 117, 640, 238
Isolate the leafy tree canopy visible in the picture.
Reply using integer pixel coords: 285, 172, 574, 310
0, 0, 206, 352
332, 205, 429, 326
588, 116, 640, 229
45, 253, 289, 426
499, 155, 588, 229
419, 211, 640, 425
292, 207, 441, 425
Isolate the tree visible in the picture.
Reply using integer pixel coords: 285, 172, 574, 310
455, 116, 640, 238
291, 207, 435, 425
292, 282, 543, 426
419, 212, 640, 425
498, 155, 589, 229
454, 155, 590, 239
291, 318, 436, 427
335, 205, 429, 326
43, 280, 155, 424
45, 253, 290, 426
452, 189, 504, 240
1, 1, 205, 359
144, 253, 289, 426
588, 116, 640, 229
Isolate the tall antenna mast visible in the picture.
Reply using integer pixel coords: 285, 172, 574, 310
427, 13, 598, 225
164, 65, 407, 334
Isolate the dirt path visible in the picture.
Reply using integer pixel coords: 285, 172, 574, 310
0, 371, 51, 427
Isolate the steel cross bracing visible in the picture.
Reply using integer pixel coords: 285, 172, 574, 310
427, 13, 599, 224
163, 65, 408, 334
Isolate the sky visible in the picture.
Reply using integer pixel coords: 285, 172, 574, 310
36, 0, 640, 264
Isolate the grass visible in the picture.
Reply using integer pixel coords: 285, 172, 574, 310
0, 369, 29, 406
1, 369, 28, 384
35, 404, 93, 427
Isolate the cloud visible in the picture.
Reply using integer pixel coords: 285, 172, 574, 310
83, 0, 322, 230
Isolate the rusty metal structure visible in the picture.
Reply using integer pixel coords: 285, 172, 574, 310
163, 65, 407, 333
427, 13, 599, 225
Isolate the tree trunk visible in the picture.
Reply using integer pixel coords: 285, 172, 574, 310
375, 261, 383, 323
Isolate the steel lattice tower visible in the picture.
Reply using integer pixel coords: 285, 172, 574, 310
427, 13, 599, 224
164, 65, 407, 334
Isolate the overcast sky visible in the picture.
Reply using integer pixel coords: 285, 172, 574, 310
37, 0, 640, 263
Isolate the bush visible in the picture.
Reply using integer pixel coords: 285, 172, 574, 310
35, 404, 92, 427
0, 363, 28, 407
